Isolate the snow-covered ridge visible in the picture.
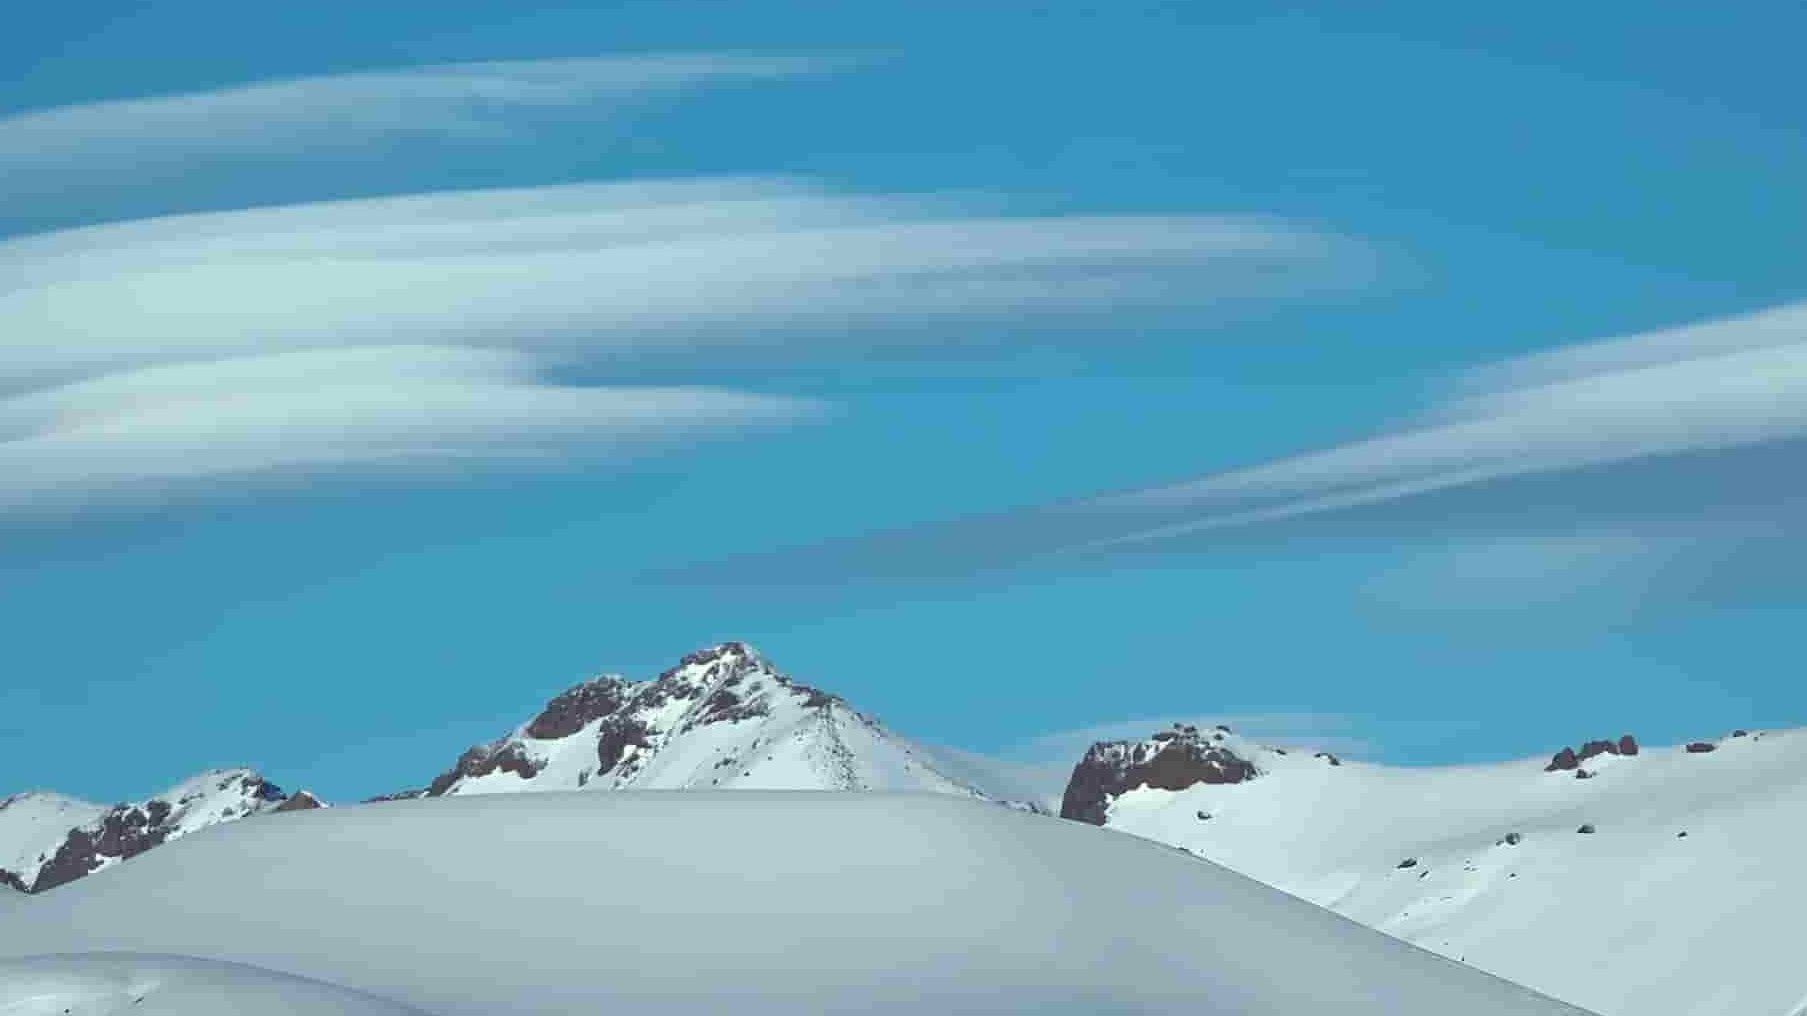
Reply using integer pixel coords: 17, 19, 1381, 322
0, 768, 313, 894
1080, 723, 1804, 1016
383, 641, 1027, 802
0, 792, 1596, 1015
1, 642, 1038, 896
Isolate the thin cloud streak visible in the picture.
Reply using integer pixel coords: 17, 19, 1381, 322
656, 300, 1807, 595
0, 174, 1365, 520
0, 179, 1368, 385
0, 55, 831, 199
0, 345, 818, 520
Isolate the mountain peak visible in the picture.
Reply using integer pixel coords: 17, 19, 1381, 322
391, 642, 1015, 802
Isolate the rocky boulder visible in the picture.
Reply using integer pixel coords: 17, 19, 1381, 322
1059, 728, 1259, 826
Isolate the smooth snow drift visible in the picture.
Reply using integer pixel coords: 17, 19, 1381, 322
1097, 727, 1803, 1016
0, 953, 428, 1015
0, 793, 1593, 1015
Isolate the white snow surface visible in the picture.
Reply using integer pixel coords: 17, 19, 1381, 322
1097, 728, 1803, 1016
0, 792, 1592, 1015
0, 953, 429, 1015
425, 643, 1033, 804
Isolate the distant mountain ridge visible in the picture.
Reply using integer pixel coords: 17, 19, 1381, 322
382, 641, 1024, 801
0, 768, 316, 894
1069, 722, 1799, 1016
6, 643, 1797, 1015
1, 642, 1037, 895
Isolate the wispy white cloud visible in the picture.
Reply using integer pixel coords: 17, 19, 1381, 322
0, 178, 1366, 386
1076, 302, 1807, 554
0, 177, 1361, 518
0, 55, 830, 201
0, 345, 816, 520
660, 300, 1807, 599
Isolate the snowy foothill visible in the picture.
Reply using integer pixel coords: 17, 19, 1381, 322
0, 953, 430, 1015
1099, 727, 1807, 1016
0, 792, 1594, 1015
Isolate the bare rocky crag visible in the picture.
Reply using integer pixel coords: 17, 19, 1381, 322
1059, 724, 1260, 825
1543, 735, 1639, 773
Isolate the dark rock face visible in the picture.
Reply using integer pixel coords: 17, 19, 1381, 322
596, 716, 652, 775
1686, 741, 1717, 753
1731, 729, 1750, 738
1059, 729, 1259, 825
32, 803, 175, 893
1314, 752, 1341, 766
273, 791, 323, 813
1576, 824, 1596, 834
1397, 857, 1419, 869
426, 741, 545, 797
0, 869, 26, 893
1546, 735, 1639, 771
363, 789, 425, 803
525, 678, 629, 740
1577, 740, 1617, 762
1498, 832, 1523, 846
1545, 747, 1580, 772
1574, 769, 1594, 780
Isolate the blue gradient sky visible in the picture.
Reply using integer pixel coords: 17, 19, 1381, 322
4, 3, 1805, 803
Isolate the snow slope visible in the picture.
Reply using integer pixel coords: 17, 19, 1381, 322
1089, 726, 1804, 1016
0, 769, 301, 893
394, 642, 1032, 804
0, 792, 1592, 1015
0, 954, 429, 1015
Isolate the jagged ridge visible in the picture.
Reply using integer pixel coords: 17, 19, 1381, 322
385, 642, 1007, 801
0, 769, 313, 893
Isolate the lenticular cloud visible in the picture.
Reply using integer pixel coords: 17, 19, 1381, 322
0, 176, 1365, 518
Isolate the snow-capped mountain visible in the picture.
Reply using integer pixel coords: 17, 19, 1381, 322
0, 768, 317, 894
2, 642, 1036, 896
1067, 723, 1806, 1016
383, 642, 1027, 802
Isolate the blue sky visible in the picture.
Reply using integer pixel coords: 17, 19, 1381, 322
3, 3, 1805, 803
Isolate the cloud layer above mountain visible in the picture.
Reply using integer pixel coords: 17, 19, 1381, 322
662, 300, 1807, 609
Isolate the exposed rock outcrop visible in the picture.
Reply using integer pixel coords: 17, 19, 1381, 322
1059, 728, 1259, 826
1545, 734, 1638, 772
273, 790, 324, 813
